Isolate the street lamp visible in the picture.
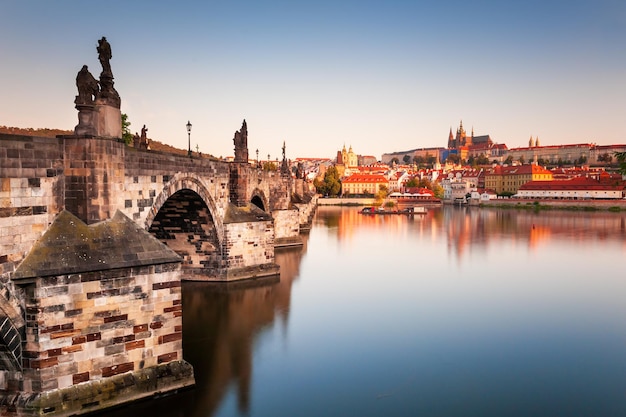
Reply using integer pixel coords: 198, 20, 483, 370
256, 149, 259, 166
186, 120, 192, 157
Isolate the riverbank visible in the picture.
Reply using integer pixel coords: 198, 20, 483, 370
477, 199, 626, 212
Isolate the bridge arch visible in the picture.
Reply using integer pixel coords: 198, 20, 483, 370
145, 173, 225, 273
250, 188, 269, 212
146, 173, 224, 243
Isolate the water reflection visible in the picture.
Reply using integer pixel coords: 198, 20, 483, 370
93, 206, 626, 417
317, 205, 626, 260
182, 239, 307, 416
95, 237, 308, 417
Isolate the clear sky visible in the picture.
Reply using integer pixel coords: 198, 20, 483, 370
2, 1, 625, 160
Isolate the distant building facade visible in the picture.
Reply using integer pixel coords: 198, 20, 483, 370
341, 174, 389, 196
485, 164, 553, 195
517, 174, 626, 199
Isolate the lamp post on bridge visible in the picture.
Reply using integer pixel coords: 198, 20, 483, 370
256, 149, 259, 167
186, 120, 192, 157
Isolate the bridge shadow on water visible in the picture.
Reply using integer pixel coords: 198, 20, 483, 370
93, 236, 308, 417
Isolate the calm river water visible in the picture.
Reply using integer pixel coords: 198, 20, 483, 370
105, 205, 626, 417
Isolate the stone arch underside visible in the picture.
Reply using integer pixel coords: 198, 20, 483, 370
250, 189, 268, 212
146, 175, 226, 276
0, 290, 23, 372
148, 189, 224, 275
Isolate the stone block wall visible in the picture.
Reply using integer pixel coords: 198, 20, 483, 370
121, 149, 231, 227
8, 263, 194, 415
62, 136, 126, 225
0, 134, 64, 276
271, 209, 303, 248
222, 219, 278, 281
267, 173, 292, 211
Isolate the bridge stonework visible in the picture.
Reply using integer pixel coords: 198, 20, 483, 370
0, 132, 316, 415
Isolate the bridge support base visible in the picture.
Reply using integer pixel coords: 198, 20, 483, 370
4, 360, 194, 417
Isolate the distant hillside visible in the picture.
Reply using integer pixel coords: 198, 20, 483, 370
0, 125, 73, 137
0, 125, 194, 156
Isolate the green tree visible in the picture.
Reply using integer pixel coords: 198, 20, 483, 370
476, 154, 490, 165
432, 183, 444, 199
418, 178, 432, 189
121, 113, 132, 145
405, 177, 419, 188
263, 161, 278, 171
314, 165, 341, 196
504, 155, 514, 165
402, 155, 411, 164
446, 154, 460, 165
375, 185, 389, 201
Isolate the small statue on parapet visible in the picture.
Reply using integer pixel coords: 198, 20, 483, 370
140, 124, 150, 149
280, 141, 290, 176
233, 119, 249, 163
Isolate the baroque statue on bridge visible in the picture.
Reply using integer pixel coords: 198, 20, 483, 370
233, 119, 249, 163
95, 36, 120, 108
97, 36, 113, 76
75, 65, 99, 105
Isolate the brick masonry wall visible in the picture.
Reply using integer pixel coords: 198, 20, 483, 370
62, 136, 126, 225
0, 135, 64, 275
20, 263, 184, 393
272, 210, 300, 240
224, 220, 274, 270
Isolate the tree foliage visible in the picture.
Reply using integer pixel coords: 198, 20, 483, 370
314, 165, 342, 196
446, 154, 460, 165
405, 177, 419, 188
263, 161, 278, 171
121, 113, 132, 145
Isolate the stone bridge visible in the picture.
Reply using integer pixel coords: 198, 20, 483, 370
0, 130, 316, 415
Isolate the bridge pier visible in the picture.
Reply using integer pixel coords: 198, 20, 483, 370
1, 210, 194, 416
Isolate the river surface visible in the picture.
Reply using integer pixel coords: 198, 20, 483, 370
105, 205, 626, 417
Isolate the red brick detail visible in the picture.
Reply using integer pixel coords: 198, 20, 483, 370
73, 372, 90, 384
47, 348, 62, 357
62, 345, 83, 354
31, 357, 58, 369
41, 325, 61, 334
86, 332, 101, 342
50, 330, 80, 339
157, 352, 178, 364
152, 281, 181, 290
125, 340, 145, 351
150, 321, 163, 330
104, 314, 128, 323
101, 362, 134, 378
112, 334, 135, 344
133, 324, 148, 333
173, 311, 182, 318
72, 335, 86, 345
164, 305, 182, 313
173, 299, 181, 305
158, 332, 182, 344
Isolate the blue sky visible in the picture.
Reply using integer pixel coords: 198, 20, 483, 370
2, 1, 625, 159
